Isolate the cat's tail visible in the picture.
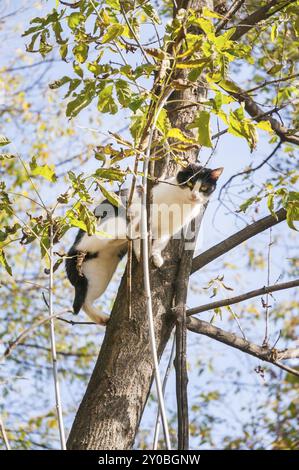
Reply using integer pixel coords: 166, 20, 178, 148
73, 280, 87, 315
82, 302, 109, 325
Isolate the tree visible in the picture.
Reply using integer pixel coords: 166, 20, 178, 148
1, 0, 299, 450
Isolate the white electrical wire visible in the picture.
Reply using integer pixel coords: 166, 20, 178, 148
140, 92, 173, 450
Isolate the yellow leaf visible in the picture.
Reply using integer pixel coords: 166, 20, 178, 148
167, 128, 195, 143
256, 121, 273, 133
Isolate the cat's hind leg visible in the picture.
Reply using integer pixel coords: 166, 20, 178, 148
81, 255, 118, 325
151, 237, 169, 268
82, 300, 109, 325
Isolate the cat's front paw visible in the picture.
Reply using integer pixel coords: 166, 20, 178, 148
152, 253, 164, 268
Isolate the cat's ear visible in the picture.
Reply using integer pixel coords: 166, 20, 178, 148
210, 167, 224, 181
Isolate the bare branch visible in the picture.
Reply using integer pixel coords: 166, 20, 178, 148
218, 141, 282, 200
4, 310, 71, 358
246, 73, 299, 94
187, 317, 299, 378
0, 416, 11, 450
191, 208, 286, 274
59, 0, 81, 7
57, 316, 96, 326
219, 81, 299, 146
231, 0, 297, 41
153, 335, 176, 449
173, 249, 192, 450
215, 0, 246, 33
187, 279, 299, 316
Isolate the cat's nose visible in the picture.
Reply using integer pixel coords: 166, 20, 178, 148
191, 193, 200, 201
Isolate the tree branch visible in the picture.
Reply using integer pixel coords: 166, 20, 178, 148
173, 250, 192, 450
0, 416, 11, 450
187, 279, 299, 316
220, 81, 299, 146
191, 208, 286, 274
4, 310, 71, 358
215, 0, 246, 33
187, 317, 299, 377
218, 141, 282, 201
231, 0, 297, 41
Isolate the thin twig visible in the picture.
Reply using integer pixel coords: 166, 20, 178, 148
186, 279, 299, 316
120, 3, 151, 65
4, 310, 71, 358
246, 73, 299, 94
218, 141, 282, 200
191, 208, 286, 274
215, 0, 246, 33
174, 253, 191, 450
57, 316, 96, 325
231, 0, 297, 41
140, 93, 172, 450
153, 334, 176, 450
0, 416, 11, 450
263, 228, 272, 346
48, 222, 66, 450
187, 317, 299, 378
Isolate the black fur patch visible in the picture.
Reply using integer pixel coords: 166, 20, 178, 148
65, 230, 100, 315
177, 164, 218, 195
65, 243, 87, 315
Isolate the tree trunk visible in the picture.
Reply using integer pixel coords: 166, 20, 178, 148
67, 0, 212, 450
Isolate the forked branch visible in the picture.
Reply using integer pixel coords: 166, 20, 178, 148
187, 317, 299, 378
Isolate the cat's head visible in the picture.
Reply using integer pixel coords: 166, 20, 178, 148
177, 164, 223, 202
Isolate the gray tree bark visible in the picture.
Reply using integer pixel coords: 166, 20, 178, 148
67, 0, 212, 450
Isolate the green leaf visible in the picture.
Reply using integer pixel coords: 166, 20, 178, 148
267, 194, 276, 217
202, 7, 222, 18
73, 43, 89, 64
73, 61, 84, 78
94, 167, 126, 182
49, 76, 71, 90
129, 95, 146, 112
0, 153, 15, 160
156, 108, 170, 137
177, 58, 208, 69
238, 196, 261, 213
0, 135, 11, 146
25, 31, 41, 52
284, 192, 299, 231
130, 110, 147, 141
257, 121, 273, 133
97, 85, 117, 114
167, 128, 195, 143
101, 24, 125, 43
218, 79, 240, 93
0, 249, 12, 276
52, 20, 66, 45
66, 203, 97, 236
286, 206, 299, 231
66, 81, 96, 118
29, 156, 57, 182
267, 63, 283, 75
271, 23, 278, 42
115, 79, 132, 107
98, 184, 123, 208
188, 111, 213, 148
39, 30, 53, 57
59, 43, 68, 61
228, 109, 258, 151
68, 12, 85, 30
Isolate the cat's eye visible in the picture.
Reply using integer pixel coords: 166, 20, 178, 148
201, 184, 209, 192
186, 181, 193, 189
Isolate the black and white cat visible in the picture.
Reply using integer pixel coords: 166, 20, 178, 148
65, 164, 223, 324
